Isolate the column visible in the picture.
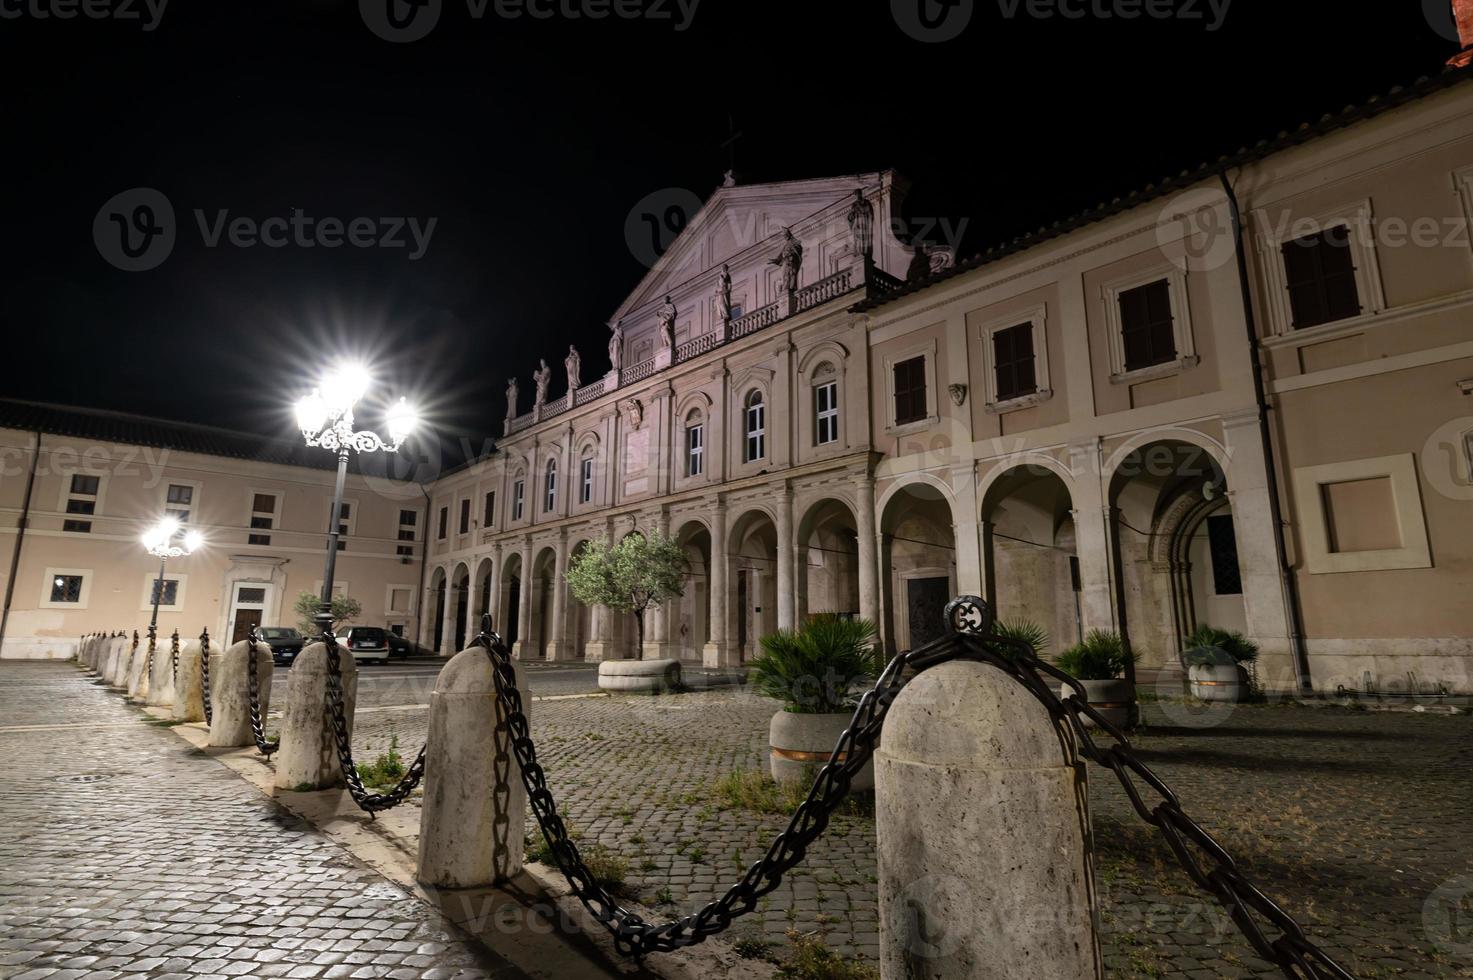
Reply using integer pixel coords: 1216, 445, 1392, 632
952, 463, 984, 597
776, 483, 796, 630
1068, 440, 1118, 635
857, 476, 880, 627
644, 509, 675, 659
438, 575, 457, 656
703, 495, 730, 667
512, 538, 535, 660
547, 532, 570, 661
485, 543, 504, 635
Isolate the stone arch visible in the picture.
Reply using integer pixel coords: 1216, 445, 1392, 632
797, 339, 849, 375
529, 545, 559, 660
672, 519, 713, 661
1103, 427, 1229, 481
449, 561, 472, 653
795, 496, 861, 622
878, 477, 961, 654
976, 452, 1078, 513
980, 465, 1079, 654
471, 556, 495, 630
728, 507, 780, 661
499, 551, 524, 647
426, 565, 448, 652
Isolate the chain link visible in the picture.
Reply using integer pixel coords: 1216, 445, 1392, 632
170, 630, 180, 683
320, 631, 426, 815
470, 602, 1355, 977
245, 627, 280, 757
200, 629, 213, 726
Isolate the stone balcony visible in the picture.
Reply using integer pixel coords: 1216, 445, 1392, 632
503, 261, 904, 436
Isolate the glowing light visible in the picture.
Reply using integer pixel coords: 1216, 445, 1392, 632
295, 389, 329, 435
386, 398, 418, 445
322, 362, 372, 415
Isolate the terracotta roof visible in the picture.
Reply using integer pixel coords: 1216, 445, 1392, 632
852, 65, 1473, 312
0, 398, 375, 474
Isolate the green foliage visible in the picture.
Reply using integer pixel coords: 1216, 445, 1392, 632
709, 769, 872, 818
987, 617, 1049, 656
749, 616, 881, 714
1182, 624, 1260, 665
355, 732, 405, 790
777, 931, 879, 980
293, 590, 362, 636
565, 532, 686, 658
1056, 629, 1133, 680
525, 827, 629, 894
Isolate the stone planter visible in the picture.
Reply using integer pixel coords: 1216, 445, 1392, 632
597, 658, 682, 693
1188, 662, 1249, 702
769, 710, 873, 791
1058, 678, 1136, 731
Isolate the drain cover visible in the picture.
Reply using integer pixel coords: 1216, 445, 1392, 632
55, 774, 111, 784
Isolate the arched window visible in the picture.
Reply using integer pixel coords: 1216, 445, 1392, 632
812, 363, 839, 446
579, 451, 594, 504
744, 390, 765, 463
685, 409, 705, 477
544, 459, 557, 512
512, 475, 526, 521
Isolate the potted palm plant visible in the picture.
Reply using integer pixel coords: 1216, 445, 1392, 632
1182, 624, 1258, 702
750, 616, 883, 790
1055, 629, 1136, 730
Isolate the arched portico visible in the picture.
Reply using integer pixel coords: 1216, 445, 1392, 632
981, 464, 1079, 655
729, 508, 779, 661
796, 498, 861, 623
878, 480, 960, 654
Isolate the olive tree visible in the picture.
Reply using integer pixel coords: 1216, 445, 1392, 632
293, 591, 363, 637
564, 532, 685, 659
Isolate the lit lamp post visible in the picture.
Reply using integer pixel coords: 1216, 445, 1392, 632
294, 363, 418, 638
142, 517, 203, 645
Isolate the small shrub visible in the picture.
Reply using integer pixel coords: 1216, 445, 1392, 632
709, 770, 872, 818
1182, 624, 1259, 666
733, 937, 776, 961
1056, 630, 1132, 680
778, 931, 878, 980
355, 732, 406, 790
750, 617, 882, 714
987, 618, 1049, 656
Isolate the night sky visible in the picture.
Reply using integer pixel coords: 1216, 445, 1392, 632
0, 0, 1457, 477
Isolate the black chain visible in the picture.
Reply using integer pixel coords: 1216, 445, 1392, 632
321, 631, 426, 815
471, 602, 1354, 977
245, 627, 279, 757
170, 630, 180, 683
200, 629, 213, 726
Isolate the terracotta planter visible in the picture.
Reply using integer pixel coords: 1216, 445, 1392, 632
1188, 663, 1249, 702
769, 710, 873, 791
1057, 678, 1135, 731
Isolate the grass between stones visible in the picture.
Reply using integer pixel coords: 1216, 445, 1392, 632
708, 769, 874, 818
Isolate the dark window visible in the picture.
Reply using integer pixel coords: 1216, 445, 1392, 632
1118, 279, 1177, 371
399, 509, 416, 526
893, 356, 927, 425
252, 493, 276, 513
250, 515, 273, 529
436, 506, 448, 539
483, 492, 495, 526
1206, 514, 1243, 596
65, 499, 95, 515
459, 498, 471, 534
248, 533, 271, 546
150, 579, 179, 606
397, 529, 415, 541
1281, 227, 1361, 329
49, 574, 83, 603
992, 323, 1037, 402
580, 457, 593, 503
167, 484, 193, 505
513, 480, 525, 520
70, 474, 100, 495
62, 519, 91, 534
396, 545, 414, 557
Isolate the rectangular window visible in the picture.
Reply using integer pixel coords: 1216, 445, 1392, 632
1206, 514, 1243, 595
1282, 228, 1361, 329
399, 508, 417, 526
50, 574, 83, 603
150, 578, 180, 606
248, 533, 271, 546
250, 516, 273, 529
580, 458, 593, 504
252, 492, 275, 513
249, 492, 277, 546
459, 498, 471, 535
166, 483, 193, 521
814, 381, 839, 445
992, 323, 1038, 402
1118, 279, 1177, 371
65, 499, 95, 515
893, 356, 927, 425
333, 502, 350, 551
62, 519, 91, 534
70, 474, 100, 496
437, 506, 448, 540
544, 467, 557, 513
397, 509, 417, 557
65, 474, 101, 530
513, 481, 525, 521
687, 424, 704, 476
482, 492, 495, 527
745, 400, 765, 462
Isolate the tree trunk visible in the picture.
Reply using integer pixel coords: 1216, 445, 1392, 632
634, 609, 645, 661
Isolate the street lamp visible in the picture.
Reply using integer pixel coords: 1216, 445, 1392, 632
295, 362, 419, 638
142, 516, 203, 645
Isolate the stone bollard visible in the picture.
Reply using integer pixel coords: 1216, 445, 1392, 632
146, 633, 177, 707
208, 639, 274, 747
126, 633, 152, 701
86, 634, 103, 671
275, 642, 359, 791
417, 648, 529, 887
80, 634, 96, 670
105, 634, 132, 687
172, 639, 206, 722
875, 660, 1102, 980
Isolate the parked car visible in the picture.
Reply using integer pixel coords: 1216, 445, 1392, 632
343, 626, 391, 665
258, 627, 305, 665
386, 631, 417, 659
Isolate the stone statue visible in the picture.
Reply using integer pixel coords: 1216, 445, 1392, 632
505, 378, 519, 420
608, 323, 623, 372
769, 227, 803, 293
533, 359, 551, 407
847, 190, 874, 261
625, 398, 644, 431
565, 345, 581, 391
716, 264, 733, 319
906, 242, 931, 282
656, 296, 677, 350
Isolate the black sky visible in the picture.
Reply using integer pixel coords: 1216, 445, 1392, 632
0, 0, 1458, 476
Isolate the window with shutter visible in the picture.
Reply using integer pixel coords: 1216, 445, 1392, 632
1118, 279, 1177, 371
893, 356, 927, 425
1281, 227, 1361, 329
992, 323, 1037, 402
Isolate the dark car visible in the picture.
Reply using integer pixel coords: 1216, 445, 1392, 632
386, 631, 416, 659
259, 627, 305, 665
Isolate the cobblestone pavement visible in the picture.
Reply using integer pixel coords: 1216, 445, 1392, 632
0, 662, 523, 980
346, 682, 1473, 979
